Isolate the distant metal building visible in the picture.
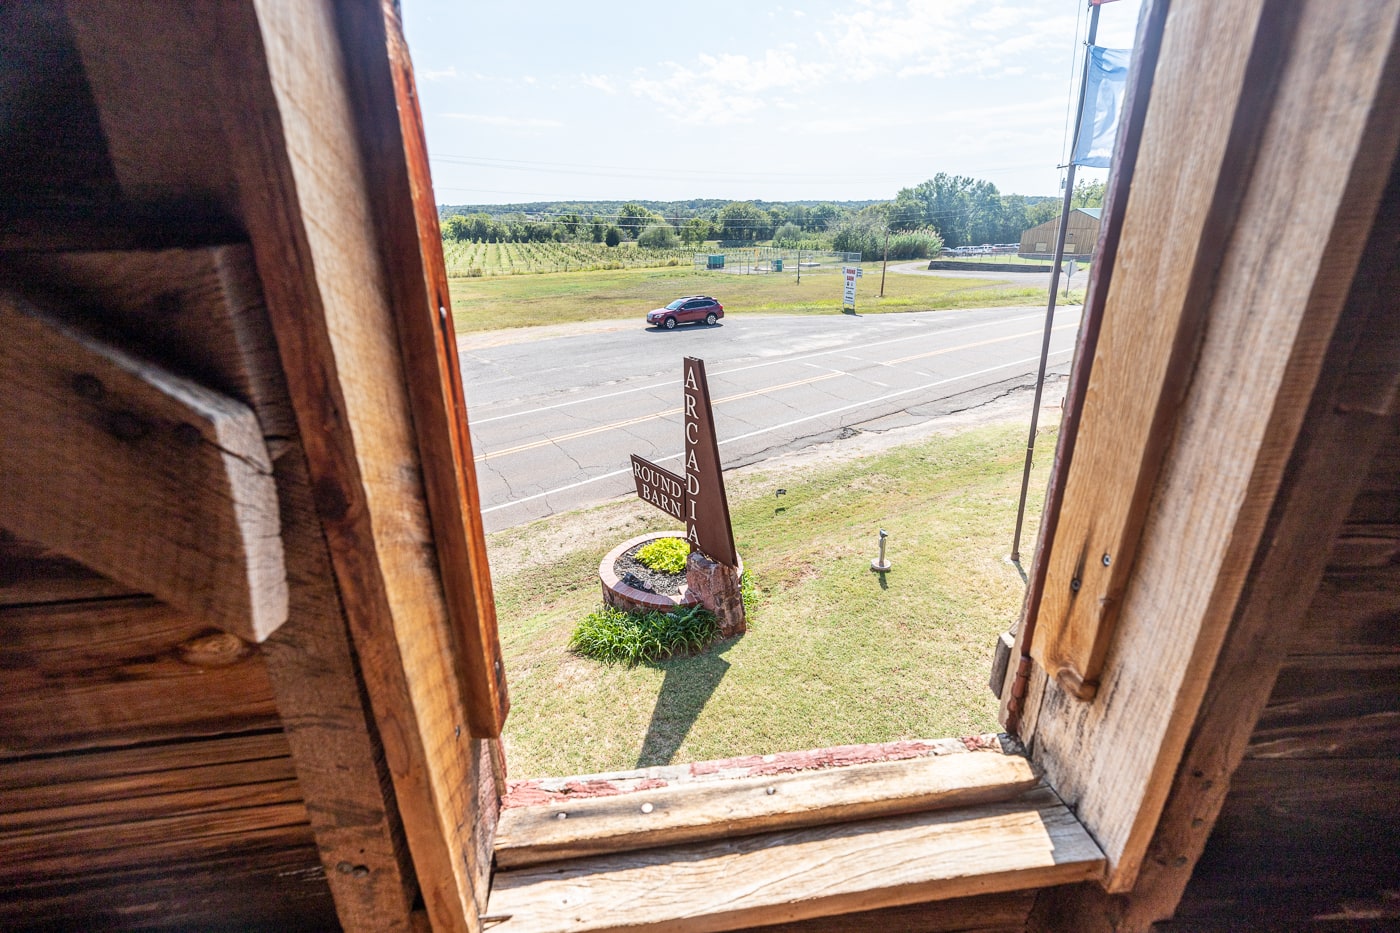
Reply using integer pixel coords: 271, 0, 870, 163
1019, 207, 1102, 261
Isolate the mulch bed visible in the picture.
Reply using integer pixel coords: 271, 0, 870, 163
613, 541, 685, 596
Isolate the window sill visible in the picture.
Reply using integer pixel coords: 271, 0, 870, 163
486, 745, 1104, 932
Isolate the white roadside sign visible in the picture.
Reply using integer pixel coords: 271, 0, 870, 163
843, 266, 858, 310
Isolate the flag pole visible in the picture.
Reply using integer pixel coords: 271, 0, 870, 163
1010, 0, 1101, 564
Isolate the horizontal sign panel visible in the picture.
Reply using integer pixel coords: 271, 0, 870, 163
631, 454, 686, 522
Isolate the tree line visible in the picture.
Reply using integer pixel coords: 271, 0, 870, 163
437, 177, 1105, 254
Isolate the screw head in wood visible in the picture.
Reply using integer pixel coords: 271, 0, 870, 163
640, 803, 654, 814
1102, 553, 1112, 567
1070, 577, 1082, 592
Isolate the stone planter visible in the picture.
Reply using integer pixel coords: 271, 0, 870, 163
599, 532, 699, 614
599, 533, 745, 637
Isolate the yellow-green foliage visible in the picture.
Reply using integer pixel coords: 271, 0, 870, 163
635, 536, 689, 573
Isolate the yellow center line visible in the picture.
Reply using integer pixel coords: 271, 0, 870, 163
472, 322, 1078, 462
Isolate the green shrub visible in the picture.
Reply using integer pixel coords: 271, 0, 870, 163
637, 223, 679, 249
635, 536, 689, 573
569, 604, 719, 666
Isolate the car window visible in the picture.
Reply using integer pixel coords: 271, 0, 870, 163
665, 300, 685, 310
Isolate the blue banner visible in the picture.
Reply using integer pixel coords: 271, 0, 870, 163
1071, 45, 1132, 168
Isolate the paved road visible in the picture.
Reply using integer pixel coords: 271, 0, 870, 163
459, 305, 1080, 531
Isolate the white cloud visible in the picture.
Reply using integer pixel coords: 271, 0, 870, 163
630, 46, 832, 126
611, 0, 1078, 126
419, 65, 458, 82
579, 73, 617, 95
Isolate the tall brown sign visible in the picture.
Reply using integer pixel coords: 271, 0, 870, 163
630, 357, 738, 567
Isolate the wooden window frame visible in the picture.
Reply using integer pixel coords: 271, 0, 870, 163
1000, 0, 1400, 903
34, 0, 1400, 929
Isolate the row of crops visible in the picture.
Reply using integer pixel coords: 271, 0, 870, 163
441, 240, 695, 277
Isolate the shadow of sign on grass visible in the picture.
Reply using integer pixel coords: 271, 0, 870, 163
635, 640, 736, 769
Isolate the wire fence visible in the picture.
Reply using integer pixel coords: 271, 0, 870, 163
692, 249, 862, 275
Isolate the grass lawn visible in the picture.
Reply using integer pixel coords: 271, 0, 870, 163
450, 262, 1079, 333
488, 421, 1053, 778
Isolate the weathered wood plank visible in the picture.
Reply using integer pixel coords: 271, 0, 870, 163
0, 731, 291, 800
0, 294, 287, 642
998, 0, 1166, 730
0, 529, 136, 606
0, 801, 314, 880
1346, 418, 1400, 523
1294, 566, 1400, 655
335, 0, 508, 737
65, 1, 502, 927
3, 245, 298, 442
1246, 653, 1400, 759
1203, 758, 1400, 855
0, 597, 279, 755
1166, 760, 1400, 927
488, 786, 1103, 933
1071, 155, 1400, 923
731, 891, 1035, 933
0, 237, 420, 924
1027, 0, 1285, 700
1024, 0, 1400, 896
0, 841, 339, 933
1326, 525, 1400, 571
237, 0, 497, 922
496, 753, 1040, 869
0, 770, 302, 839
261, 439, 420, 929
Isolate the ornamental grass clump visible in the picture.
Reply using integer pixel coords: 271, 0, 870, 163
635, 535, 690, 574
569, 604, 719, 666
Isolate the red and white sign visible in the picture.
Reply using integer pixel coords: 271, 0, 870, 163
843, 266, 858, 310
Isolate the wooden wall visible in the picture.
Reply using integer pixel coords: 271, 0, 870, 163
1017, 211, 1101, 260
1, 4, 500, 930
0, 534, 341, 932
1163, 416, 1400, 928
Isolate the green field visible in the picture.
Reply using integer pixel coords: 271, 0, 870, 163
489, 421, 1051, 778
450, 262, 1074, 333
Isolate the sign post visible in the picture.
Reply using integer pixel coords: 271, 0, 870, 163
630, 358, 744, 635
842, 266, 860, 312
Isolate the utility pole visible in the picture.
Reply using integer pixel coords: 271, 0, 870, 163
1011, 0, 1100, 564
796, 248, 801, 284
879, 227, 890, 298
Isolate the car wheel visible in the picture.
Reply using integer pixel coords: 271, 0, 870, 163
704, 312, 717, 326
664, 317, 677, 330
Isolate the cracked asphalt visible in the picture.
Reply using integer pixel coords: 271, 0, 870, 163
459, 304, 1080, 531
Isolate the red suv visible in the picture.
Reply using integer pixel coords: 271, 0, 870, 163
646, 296, 724, 329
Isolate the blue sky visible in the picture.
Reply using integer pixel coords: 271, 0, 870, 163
401, 0, 1143, 205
